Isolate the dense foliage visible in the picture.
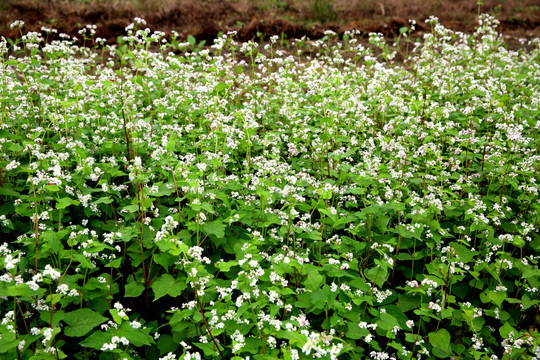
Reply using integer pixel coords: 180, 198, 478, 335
0, 15, 539, 360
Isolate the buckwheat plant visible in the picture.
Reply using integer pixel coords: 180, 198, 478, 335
0, 14, 539, 360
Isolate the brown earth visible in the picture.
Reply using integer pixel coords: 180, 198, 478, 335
0, 0, 539, 46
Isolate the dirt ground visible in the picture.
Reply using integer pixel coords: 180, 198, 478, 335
0, 0, 539, 46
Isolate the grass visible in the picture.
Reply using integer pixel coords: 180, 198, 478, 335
0, 14, 539, 360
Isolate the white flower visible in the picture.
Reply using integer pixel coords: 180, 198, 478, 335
196, 162, 207, 171
6, 160, 20, 171
56, 284, 69, 295
10, 20, 24, 29
101, 342, 117, 351
406, 320, 414, 329
428, 301, 442, 313
159, 353, 177, 360
26, 281, 40, 291
4, 254, 20, 270
43, 265, 61, 280
130, 320, 142, 329
302, 339, 314, 355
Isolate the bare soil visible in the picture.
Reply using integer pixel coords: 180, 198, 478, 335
0, 0, 539, 46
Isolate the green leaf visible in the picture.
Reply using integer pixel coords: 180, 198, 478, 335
428, 329, 451, 357
56, 197, 80, 209
46, 293, 63, 305
499, 322, 515, 339
0, 187, 20, 197
80, 331, 112, 350
41, 230, 68, 254
202, 220, 226, 239
374, 215, 390, 233
397, 294, 422, 312
153, 252, 170, 269
118, 324, 154, 346
40, 310, 64, 327
29, 351, 61, 359
109, 309, 125, 324
471, 316, 484, 332
310, 285, 330, 309
169, 309, 193, 333
452, 243, 476, 263
276, 330, 307, 346
365, 266, 388, 288
243, 337, 262, 354
295, 292, 312, 308
396, 226, 422, 241
378, 312, 398, 331
254, 355, 280, 360
63, 309, 107, 337
200, 202, 214, 214
0, 331, 18, 353
187, 35, 197, 46
0, 283, 46, 297
93, 197, 113, 205
451, 282, 469, 300
345, 322, 370, 339
155, 184, 176, 197
194, 342, 223, 357
151, 273, 185, 301
304, 266, 324, 290
405, 332, 418, 343
217, 260, 238, 272
522, 294, 540, 310
487, 290, 505, 308
300, 230, 322, 240
157, 334, 179, 355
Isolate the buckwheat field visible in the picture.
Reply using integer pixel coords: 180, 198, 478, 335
0, 14, 539, 360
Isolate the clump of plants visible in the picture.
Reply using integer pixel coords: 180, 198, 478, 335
0, 14, 539, 360
309, 0, 337, 23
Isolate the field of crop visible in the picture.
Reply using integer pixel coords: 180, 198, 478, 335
0, 15, 539, 360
